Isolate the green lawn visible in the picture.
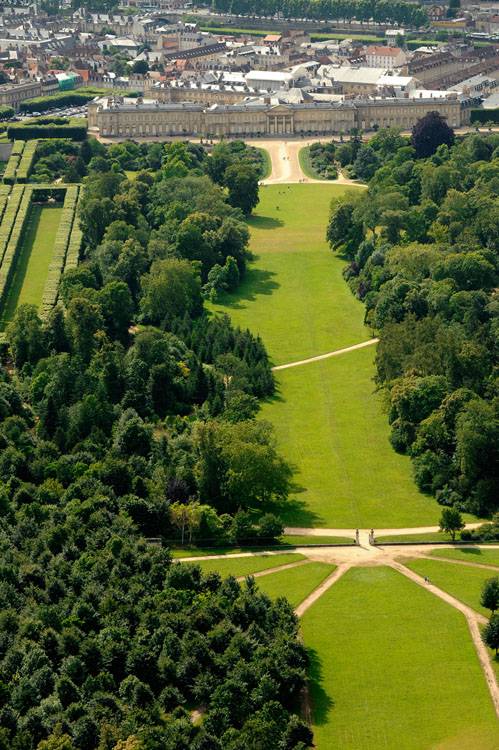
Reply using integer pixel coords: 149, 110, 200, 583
212, 183, 445, 527
0, 204, 62, 328
171, 536, 352, 556
255, 561, 335, 608
179, 552, 304, 577
211, 184, 368, 366
281, 534, 354, 546
404, 558, 498, 618
376, 531, 457, 544
301, 566, 498, 750
430, 547, 499, 567
263, 347, 442, 527
171, 546, 260, 558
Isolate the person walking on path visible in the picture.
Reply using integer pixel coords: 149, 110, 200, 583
355, 529, 360, 545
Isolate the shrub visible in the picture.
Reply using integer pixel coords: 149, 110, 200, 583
7, 119, 87, 142
19, 90, 102, 114
16, 140, 37, 182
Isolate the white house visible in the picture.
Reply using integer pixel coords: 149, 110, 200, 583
365, 46, 407, 70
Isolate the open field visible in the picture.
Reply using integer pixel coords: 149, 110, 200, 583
255, 561, 336, 607
211, 184, 368, 365
171, 546, 262, 558
180, 552, 305, 576
263, 347, 442, 528
213, 183, 445, 528
300, 565, 499, 750
405, 557, 498, 618
281, 534, 353, 546
377, 531, 457, 544
0, 204, 62, 328
431, 548, 499, 567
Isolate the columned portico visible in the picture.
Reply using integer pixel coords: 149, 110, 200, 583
266, 106, 295, 135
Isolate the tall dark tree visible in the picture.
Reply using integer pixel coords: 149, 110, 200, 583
411, 111, 455, 159
224, 163, 259, 215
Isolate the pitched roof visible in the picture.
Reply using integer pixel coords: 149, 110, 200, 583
366, 46, 403, 56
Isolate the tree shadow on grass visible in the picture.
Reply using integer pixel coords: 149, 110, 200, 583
306, 647, 335, 726
453, 547, 486, 558
217, 267, 279, 311
247, 214, 284, 231
266, 490, 322, 528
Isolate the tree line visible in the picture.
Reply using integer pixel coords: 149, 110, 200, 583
0, 138, 310, 749
210, 0, 428, 28
327, 115, 499, 517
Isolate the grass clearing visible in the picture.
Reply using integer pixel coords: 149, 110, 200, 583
281, 534, 354, 546
211, 184, 368, 365
212, 183, 446, 527
179, 552, 304, 577
255, 561, 335, 608
0, 203, 62, 328
430, 547, 499, 567
376, 531, 457, 544
404, 557, 498, 617
264, 347, 442, 528
301, 565, 498, 750
171, 546, 261, 558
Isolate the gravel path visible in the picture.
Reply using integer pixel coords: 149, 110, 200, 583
284, 523, 484, 537
246, 138, 364, 185
272, 338, 379, 371
236, 558, 311, 581
391, 560, 499, 718
294, 563, 351, 617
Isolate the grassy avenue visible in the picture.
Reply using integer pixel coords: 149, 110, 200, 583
199, 177, 499, 746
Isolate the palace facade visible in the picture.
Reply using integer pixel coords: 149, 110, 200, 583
88, 95, 469, 139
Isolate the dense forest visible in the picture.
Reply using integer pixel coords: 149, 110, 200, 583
0, 138, 313, 749
327, 116, 499, 517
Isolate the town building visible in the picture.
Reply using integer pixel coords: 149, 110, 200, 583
365, 45, 407, 69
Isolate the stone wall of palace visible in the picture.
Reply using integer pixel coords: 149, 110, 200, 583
88, 96, 465, 138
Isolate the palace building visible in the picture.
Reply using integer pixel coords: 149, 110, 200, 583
88, 95, 469, 139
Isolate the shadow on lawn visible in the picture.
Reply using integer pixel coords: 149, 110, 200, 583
267, 490, 321, 528
307, 647, 334, 726
247, 214, 284, 231
218, 266, 279, 310
453, 547, 488, 557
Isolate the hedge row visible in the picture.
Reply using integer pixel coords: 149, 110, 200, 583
0, 185, 11, 224
64, 210, 83, 274
40, 185, 80, 317
3, 141, 26, 184
11, 140, 26, 157
0, 106, 14, 122
0, 187, 32, 303
19, 90, 102, 114
16, 140, 38, 183
7, 120, 87, 142
470, 108, 499, 124
0, 185, 25, 266
3, 155, 19, 185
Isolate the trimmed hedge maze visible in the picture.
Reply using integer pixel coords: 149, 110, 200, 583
40, 185, 80, 317
0, 184, 81, 329
3, 140, 37, 184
